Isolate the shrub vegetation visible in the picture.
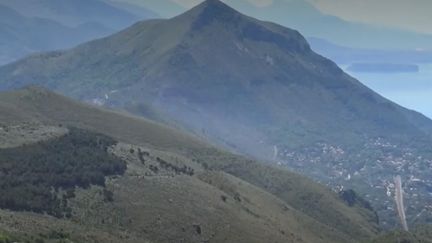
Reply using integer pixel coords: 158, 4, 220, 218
0, 128, 126, 217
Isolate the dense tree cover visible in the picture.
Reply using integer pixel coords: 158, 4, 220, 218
0, 128, 126, 217
0, 229, 71, 243
339, 189, 373, 210
339, 189, 379, 224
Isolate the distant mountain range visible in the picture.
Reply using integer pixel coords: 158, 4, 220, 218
222, 0, 432, 50
110, 0, 185, 18
0, 0, 155, 65
103, 0, 159, 20
0, 4, 113, 65
347, 63, 420, 74
1, 0, 432, 228
0, 0, 153, 29
129, 0, 432, 51
308, 37, 432, 65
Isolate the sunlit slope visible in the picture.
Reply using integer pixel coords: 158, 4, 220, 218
0, 87, 379, 242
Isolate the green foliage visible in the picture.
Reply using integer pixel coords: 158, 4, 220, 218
0, 233, 12, 243
370, 225, 432, 243
0, 127, 126, 217
339, 189, 373, 210
0, 228, 75, 243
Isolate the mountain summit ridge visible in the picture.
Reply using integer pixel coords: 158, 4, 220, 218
182, 0, 312, 53
183, 0, 240, 27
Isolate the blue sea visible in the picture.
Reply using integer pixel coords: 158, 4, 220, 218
343, 64, 432, 119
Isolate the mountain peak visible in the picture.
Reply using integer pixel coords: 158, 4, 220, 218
196, 0, 230, 9
178, 0, 241, 30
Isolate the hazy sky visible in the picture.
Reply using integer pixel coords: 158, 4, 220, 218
157, 0, 432, 34
308, 0, 432, 34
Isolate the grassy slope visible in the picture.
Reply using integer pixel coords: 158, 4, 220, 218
0, 86, 206, 152
371, 225, 432, 243
191, 149, 379, 240
0, 87, 379, 242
